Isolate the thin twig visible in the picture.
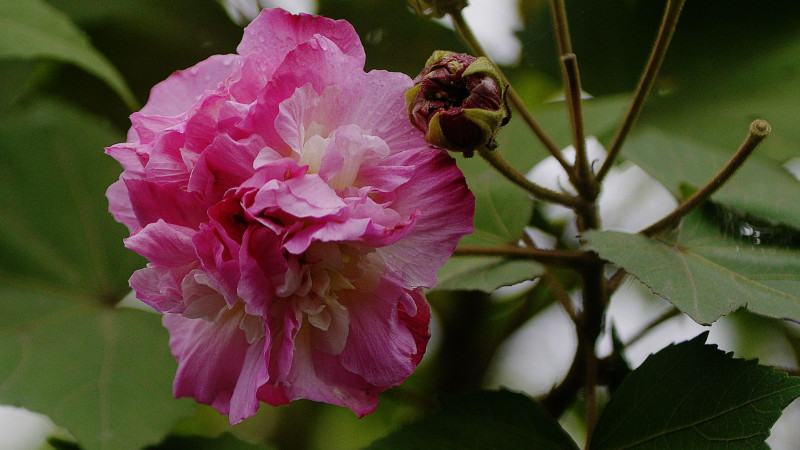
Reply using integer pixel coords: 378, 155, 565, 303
477, 146, 582, 208
625, 308, 682, 348
450, 11, 571, 172
641, 120, 771, 237
597, 0, 688, 182
561, 54, 597, 199
549, 0, 574, 55
453, 244, 597, 268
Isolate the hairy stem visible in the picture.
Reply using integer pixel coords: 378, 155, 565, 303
450, 10, 571, 171
597, 0, 688, 182
641, 119, 771, 237
477, 146, 582, 207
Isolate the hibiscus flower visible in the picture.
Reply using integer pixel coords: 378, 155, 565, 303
106, 8, 474, 423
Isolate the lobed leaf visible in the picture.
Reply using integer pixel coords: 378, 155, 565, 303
592, 333, 800, 449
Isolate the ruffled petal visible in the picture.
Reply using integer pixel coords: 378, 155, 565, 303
377, 149, 475, 287
237, 8, 365, 77
164, 309, 257, 417
338, 279, 418, 386
124, 219, 196, 267
138, 54, 239, 118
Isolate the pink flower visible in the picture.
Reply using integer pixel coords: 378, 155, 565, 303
106, 8, 474, 424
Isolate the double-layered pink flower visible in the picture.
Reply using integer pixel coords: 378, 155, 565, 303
106, 8, 474, 423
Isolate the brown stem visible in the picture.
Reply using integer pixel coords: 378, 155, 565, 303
477, 146, 582, 208
597, 0, 688, 182
561, 53, 597, 199
521, 233, 579, 323
453, 244, 597, 269
549, 0, 574, 55
641, 120, 771, 237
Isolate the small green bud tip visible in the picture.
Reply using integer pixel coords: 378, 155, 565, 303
406, 51, 510, 157
407, 0, 469, 19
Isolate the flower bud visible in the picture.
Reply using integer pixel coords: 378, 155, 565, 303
406, 51, 510, 157
407, 0, 468, 18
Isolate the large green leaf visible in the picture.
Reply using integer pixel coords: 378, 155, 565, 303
0, 0, 137, 109
0, 99, 141, 294
583, 209, 800, 324
0, 99, 194, 449
0, 287, 194, 450
366, 390, 579, 450
624, 127, 800, 229
591, 333, 800, 449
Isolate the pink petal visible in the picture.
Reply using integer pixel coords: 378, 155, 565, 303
187, 133, 263, 202
237, 8, 365, 78
139, 54, 239, 118
106, 179, 137, 232
377, 148, 475, 288
123, 219, 196, 266
124, 178, 211, 230
338, 279, 419, 386
164, 311, 257, 415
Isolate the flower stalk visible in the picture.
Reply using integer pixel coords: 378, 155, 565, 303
641, 119, 771, 237
476, 146, 582, 208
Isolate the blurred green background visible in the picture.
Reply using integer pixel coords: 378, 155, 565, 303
1, 0, 800, 449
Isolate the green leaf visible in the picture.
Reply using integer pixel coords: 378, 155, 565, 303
433, 138, 542, 292
0, 99, 194, 449
0, 99, 142, 296
591, 333, 800, 449
435, 257, 543, 292
147, 432, 273, 450
624, 127, 800, 229
366, 390, 579, 450
643, 23, 800, 162
0, 287, 194, 450
0, 0, 137, 109
583, 209, 800, 324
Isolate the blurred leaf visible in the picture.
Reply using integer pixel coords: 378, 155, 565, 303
435, 151, 541, 292
366, 390, 579, 450
0, 98, 141, 296
435, 257, 543, 292
0, 0, 137, 109
0, 287, 194, 450
147, 432, 272, 450
319, 0, 465, 75
591, 333, 800, 449
624, 127, 800, 230
0, 99, 193, 448
583, 209, 800, 324
643, 12, 800, 162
